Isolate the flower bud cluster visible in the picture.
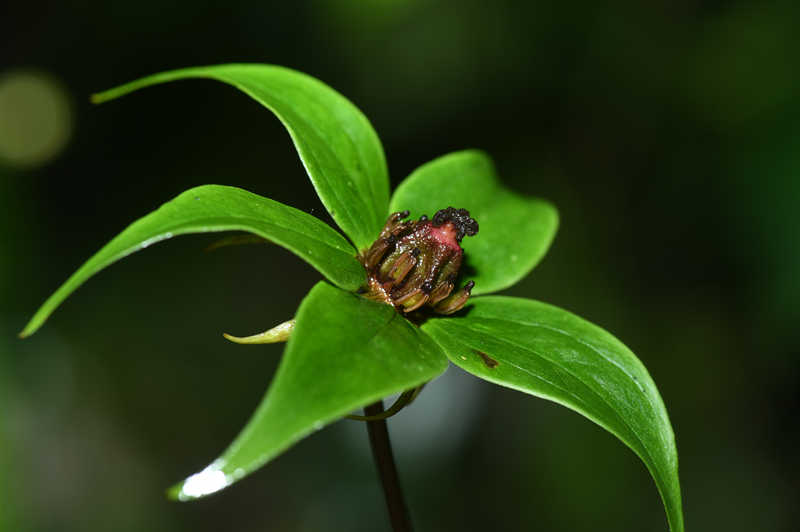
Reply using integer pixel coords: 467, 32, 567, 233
359, 208, 478, 315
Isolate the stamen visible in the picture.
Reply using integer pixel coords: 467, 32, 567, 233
402, 292, 430, 312
428, 280, 454, 304
387, 251, 417, 283
433, 281, 474, 314
364, 239, 391, 269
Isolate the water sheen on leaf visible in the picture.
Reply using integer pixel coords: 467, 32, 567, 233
170, 282, 448, 500
91, 64, 390, 250
422, 296, 684, 532
389, 150, 558, 295
21, 185, 364, 337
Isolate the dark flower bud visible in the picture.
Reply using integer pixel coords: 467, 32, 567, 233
359, 208, 478, 315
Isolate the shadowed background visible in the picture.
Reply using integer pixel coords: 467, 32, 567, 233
2, 1, 798, 530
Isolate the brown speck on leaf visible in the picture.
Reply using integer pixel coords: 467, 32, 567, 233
475, 349, 499, 369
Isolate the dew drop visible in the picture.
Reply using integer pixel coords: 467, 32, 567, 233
180, 467, 230, 499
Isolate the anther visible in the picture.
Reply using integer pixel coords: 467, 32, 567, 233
402, 291, 430, 313
387, 251, 417, 283
428, 280, 454, 304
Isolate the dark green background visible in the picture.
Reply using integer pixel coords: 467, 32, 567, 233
2, 1, 798, 530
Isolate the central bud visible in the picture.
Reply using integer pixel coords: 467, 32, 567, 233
359, 207, 478, 315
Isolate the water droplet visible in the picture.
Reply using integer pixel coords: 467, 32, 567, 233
180, 466, 230, 499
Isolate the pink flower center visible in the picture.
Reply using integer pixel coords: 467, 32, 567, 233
428, 222, 461, 251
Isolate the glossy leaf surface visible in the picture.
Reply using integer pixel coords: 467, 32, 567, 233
170, 282, 448, 500
92, 64, 390, 250
423, 296, 684, 532
389, 150, 558, 295
21, 186, 364, 337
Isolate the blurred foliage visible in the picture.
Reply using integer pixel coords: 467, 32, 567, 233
2, 0, 799, 530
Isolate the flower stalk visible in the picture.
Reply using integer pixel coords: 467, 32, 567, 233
364, 400, 413, 532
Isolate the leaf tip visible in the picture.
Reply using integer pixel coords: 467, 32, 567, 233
221, 332, 250, 345
165, 483, 183, 502
18, 321, 38, 339
90, 87, 122, 105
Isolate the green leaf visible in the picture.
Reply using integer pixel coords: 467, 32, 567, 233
91, 64, 390, 250
20, 185, 364, 337
422, 296, 684, 532
170, 282, 447, 500
389, 150, 558, 295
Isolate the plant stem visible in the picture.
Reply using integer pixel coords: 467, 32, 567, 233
364, 400, 413, 532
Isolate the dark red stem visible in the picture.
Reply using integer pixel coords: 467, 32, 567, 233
364, 400, 413, 532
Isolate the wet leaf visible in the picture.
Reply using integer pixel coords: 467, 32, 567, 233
92, 64, 390, 250
21, 185, 364, 337
169, 282, 447, 500
423, 296, 684, 532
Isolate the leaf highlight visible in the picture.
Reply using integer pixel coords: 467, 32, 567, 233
92, 64, 390, 250
21, 185, 363, 337
423, 296, 684, 532
170, 282, 448, 500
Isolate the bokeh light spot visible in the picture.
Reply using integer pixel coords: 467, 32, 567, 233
0, 70, 73, 169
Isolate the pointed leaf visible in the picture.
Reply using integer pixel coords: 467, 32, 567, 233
21, 185, 364, 337
92, 64, 390, 250
422, 296, 684, 532
389, 150, 558, 295
170, 282, 447, 500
